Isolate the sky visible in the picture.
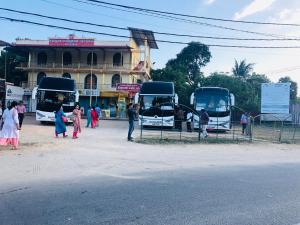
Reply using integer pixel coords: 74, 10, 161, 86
1, 0, 300, 92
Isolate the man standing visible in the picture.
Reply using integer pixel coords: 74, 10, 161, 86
200, 109, 209, 138
127, 103, 138, 141
17, 101, 26, 128
240, 112, 248, 135
95, 104, 101, 127
186, 111, 193, 132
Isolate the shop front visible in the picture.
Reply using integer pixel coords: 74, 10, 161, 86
100, 91, 128, 119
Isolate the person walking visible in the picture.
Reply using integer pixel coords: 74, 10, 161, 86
0, 101, 21, 150
72, 104, 82, 139
86, 106, 92, 128
95, 104, 101, 127
54, 105, 67, 138
91, 106, 98, 128
200, 109, 209, 138
186, 111, 193, 132
240, 112, 248, 135
127, 103, 138, 141
17, 101, 26, 128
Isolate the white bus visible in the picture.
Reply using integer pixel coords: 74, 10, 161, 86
190, 87, 235, 131
135, 81, 178, 127
32, 77, 79, 122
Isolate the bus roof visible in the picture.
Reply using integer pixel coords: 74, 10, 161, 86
38, 77, 76, 92
140, 81, 174, 95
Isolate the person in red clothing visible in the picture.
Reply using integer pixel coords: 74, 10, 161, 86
91, 106, 98, 128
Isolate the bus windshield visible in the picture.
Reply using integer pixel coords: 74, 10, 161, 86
195, 92, 229, 112
36, 90, 76, 112
140, 95, 173, 110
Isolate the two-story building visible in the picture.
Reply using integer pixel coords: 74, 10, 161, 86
12, 28, 158, 118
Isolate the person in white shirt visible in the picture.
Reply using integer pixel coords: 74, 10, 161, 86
186, 111, 193, 132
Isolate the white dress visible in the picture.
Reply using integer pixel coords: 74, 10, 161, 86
0, 108, 20, 147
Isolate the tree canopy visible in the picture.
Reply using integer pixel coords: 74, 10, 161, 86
232, 59, 254, 79
151, 42, 211, 105
278, 76, 298, 102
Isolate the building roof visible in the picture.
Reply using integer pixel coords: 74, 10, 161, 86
128, 28, 158, 49
11, 37, 131, 49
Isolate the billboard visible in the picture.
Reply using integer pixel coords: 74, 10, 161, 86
116, 83, 141, 92
261, 83, 290, 114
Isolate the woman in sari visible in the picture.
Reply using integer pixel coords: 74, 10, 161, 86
72, 104, 81, 139
91, 106, 98, 128
0, 101, 21, 150
55, 105, 67, 138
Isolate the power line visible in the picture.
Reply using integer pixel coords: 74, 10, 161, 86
2, 7, 300, 41
2, 16, 300, 48
75, 0, 287, 39
84, 0, 300, 27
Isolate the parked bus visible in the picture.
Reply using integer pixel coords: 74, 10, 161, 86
32, 77, 79, 122
190, 87, 234, 131
135, 81, 178, 127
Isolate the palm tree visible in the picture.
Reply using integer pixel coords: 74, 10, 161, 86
232, 59, 254, 79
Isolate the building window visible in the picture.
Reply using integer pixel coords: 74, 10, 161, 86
63, 52, 72, 65
37, 72, 46, 85
113, 53, 123, 66
84, 74, 97, 89
111, 74, 121, 88
62, 73, 71, 79
87, 52, 97, 65
37, 52, 47, 65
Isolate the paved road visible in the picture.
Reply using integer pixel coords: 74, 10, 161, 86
1, 164, 300, 225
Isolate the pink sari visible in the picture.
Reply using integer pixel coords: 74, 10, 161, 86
73, 109, 81, 133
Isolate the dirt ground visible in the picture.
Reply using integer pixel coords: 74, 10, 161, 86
1, 115, 300, 188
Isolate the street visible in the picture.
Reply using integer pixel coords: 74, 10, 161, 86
1, 117, 300, 225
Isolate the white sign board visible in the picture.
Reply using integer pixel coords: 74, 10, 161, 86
261, 83, 290, 114
79, 89, 99, 97
6, 84, 24, 101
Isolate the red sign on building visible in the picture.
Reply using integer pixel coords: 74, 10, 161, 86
49, 38, 95, 47
116, 83, 141, 92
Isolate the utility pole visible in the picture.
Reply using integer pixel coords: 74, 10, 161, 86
89, 51, 93, 106
4, 50, 7, 81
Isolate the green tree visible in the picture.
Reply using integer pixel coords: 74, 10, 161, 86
203, 72, 270, 112
232, 59, 254, 79
278, 76, 298, 101
151, 42, 211, 105
0, 48, 27, 85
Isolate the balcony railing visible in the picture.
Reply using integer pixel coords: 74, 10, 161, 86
19, 62, 135, 71
22, 81, 120, 93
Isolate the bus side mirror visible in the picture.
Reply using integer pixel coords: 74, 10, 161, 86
190, 93, 194, 105
230, 93, 235, 106
75, 91, 79, 102
32, 87, 37, 100
134, 93, 139, 104
175, 94, 178, 104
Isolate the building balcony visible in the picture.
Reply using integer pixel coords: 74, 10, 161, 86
21, 81, 127, 95
17, 62, 147, 74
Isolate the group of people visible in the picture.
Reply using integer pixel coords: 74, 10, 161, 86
86, 105, 102, 128
54, 104, 82, 139
0, 101, 26, 150
54, 104, 104, 139
175, 107, 210, 138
